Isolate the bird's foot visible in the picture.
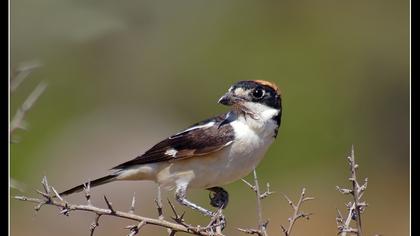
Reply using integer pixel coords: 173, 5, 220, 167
208, 187, 229, 209
198, 209, 226, 235
175, 186, 227, 234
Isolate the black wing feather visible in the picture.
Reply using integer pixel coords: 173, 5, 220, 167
111, 113, 234, 170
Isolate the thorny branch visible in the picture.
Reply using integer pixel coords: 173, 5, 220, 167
237, 169, 272, 236
241, 176, 274, 200
168, 198, 226, 236
336, 145, 368, 236
280, 188, 314, 236
238, 171, 313, 236
10, 63, 47, 137
10, 81, 47, 135
14, 176, 226, 236
10, 63, 46, 192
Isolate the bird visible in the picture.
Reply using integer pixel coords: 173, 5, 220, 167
59, 80, 282, 219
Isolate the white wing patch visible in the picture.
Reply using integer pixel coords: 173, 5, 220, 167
164, 148, 178, 157
183, 121, 215, 132
170, 121, 215, 139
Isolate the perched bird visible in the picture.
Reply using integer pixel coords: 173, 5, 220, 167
60, 80, 282, 218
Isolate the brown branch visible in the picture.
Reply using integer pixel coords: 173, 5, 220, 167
280, 188, 314, 236
237, 169, 271, 236
336, 145, 368, 236
14, 177, 222, 236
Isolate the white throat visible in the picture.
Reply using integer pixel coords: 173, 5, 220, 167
233, 102, 280, 139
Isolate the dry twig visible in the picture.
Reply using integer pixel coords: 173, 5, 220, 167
280, 188, 314, 236
10, 63, 46, 192
238, 171, 313, 236
10, 81, 47, 136
336, 145, 368, 236
237, 169, 272, 236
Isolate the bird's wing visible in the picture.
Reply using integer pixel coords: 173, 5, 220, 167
111, 113, 234, 170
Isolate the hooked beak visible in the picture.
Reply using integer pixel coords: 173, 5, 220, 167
218, 92, 242, 106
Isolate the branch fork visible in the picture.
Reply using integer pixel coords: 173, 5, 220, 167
336, 146, 369, 236
280, 188, 314, 236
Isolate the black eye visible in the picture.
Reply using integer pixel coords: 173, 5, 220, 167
252, 88, 264, 99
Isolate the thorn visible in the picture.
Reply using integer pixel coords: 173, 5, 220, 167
83, 181, 92, 205
126, 221, 146, 236
236, 227, 264, 235
34, 202, 44, 211
51, 186, 63, 202
241, 178, 256, 191
59, 208, 69, 216
36, 189, 51, 199
280, 225, 287, 233
13, 195, 27, 201
129, 193, 136, 214
103, 195, 115, 214
336, 186, 353, 195
167, 199, 184, 223
336, 209, 342, 217
41, 176, 50, 194
303, 197, 315, 202
282, 193, 293, 207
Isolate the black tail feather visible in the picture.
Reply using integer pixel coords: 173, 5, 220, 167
59, 174, 117, 196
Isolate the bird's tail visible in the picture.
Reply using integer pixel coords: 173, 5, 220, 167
59, 174, 117, 196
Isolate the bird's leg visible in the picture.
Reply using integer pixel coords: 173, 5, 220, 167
207, 187, 229, 209
175, 186, 214, 217
175, 186, 227, 232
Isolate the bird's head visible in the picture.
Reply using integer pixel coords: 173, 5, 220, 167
218, 80, 282, 114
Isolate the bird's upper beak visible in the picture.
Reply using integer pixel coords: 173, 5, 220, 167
218, 92, 242, 106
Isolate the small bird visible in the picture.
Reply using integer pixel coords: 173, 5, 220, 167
60, 80, 282, 218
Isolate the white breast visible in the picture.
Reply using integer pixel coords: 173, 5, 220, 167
220, 117, 276, 179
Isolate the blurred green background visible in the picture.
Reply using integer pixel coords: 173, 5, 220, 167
11, 0, 409, 235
